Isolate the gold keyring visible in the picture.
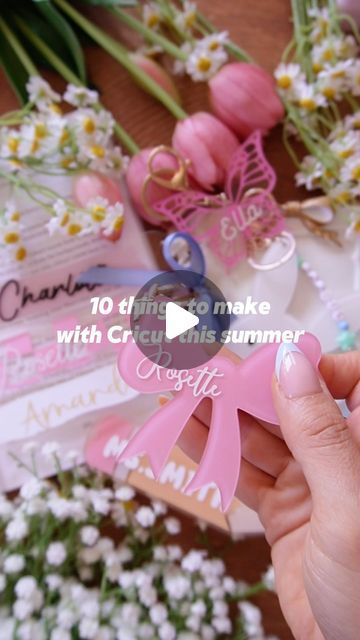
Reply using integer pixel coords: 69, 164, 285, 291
141, 146, 190, 224
248, 231, 296, 271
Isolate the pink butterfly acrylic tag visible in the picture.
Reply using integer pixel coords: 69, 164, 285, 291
152, 131, 286, 269
117, 333, 322, 511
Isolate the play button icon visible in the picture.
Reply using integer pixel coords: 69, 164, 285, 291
129, 269, 230, 370
165, 302, 199, 340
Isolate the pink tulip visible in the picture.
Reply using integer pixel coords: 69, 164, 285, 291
209, 63, 284, 138
73, 172, 124, 241
337, 0, 360, 25
172, 112, 239, 190
130, 53, 181, 104
126, 147, 180, 224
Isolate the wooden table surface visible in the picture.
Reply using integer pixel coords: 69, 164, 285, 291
0, 1, 297, 637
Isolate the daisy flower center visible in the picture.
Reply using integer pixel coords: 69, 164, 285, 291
147, 14, 159, 28
91, 205, 106, 222
90, 145, 105, 158
321, 86, 336, 99
197, 56, 212, 73
60, 213, 70, 227
4, 231, 20, 245
113, 216, 124, 232
299, 98, 317, 111
83, 117, 96, 134
351, 166, 360, 181
67, 223, 82, 236
35, 122, 47, 138
277, 75, 292, 89
338, 149, 354, 159
7, 137, 19, 154
185, 11, 196, 28
15, 246, 27, 261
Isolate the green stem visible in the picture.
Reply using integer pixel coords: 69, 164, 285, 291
337, 13, 360, 45
0, 16, 38, 76
239, 582, 267, 598
345, 92, 360, 113
54, 0, 187, 120
291, 0, 312, 79
111, 7, 187, 61
15, 16, 139, 155
113, 123, 139, 155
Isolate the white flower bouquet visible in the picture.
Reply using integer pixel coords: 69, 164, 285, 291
0, 444, 276, 640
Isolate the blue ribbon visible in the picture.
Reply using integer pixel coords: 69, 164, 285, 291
78, 232, 224, 337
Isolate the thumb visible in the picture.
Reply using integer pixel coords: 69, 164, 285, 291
273, 343, 360, 512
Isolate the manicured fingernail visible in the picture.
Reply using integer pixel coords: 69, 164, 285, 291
275, 343, 322, 399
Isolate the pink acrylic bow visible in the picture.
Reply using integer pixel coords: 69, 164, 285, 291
153, 131, 286, 268
117, 333, 322, 511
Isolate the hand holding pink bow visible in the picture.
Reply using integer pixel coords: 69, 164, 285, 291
117, 333, 321, 510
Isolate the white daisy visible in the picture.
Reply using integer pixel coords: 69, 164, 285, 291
346, 59, 360, 96
274, 62, 304, 93
26, 76, 61, 109
100, 203, 125, 237
63, 84, 99, 107
186, 47, 223, 81
175, 1, 197, 32
341, 154, 360, 183
294, 82, 327, 112
296, 156, 324, 190
143, 2, 162, 30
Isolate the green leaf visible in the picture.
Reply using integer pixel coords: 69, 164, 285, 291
0, 31, 29, 103
33, 1, 87, 83
7, 5, 80, 76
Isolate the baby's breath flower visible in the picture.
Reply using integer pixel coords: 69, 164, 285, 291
15, 576, 37, 600
150, 603, 168, 625
0, 496, 14, 521
262, 565, 276, 592
41, 441, 61, 459
158, 621, 176, 640
4, 554, 25, 575
51, 629, 71, 640
80, 526, 100, 547
6, 517, 29, 542
45, 575, 63, 591
238, 600, 264, 637
21, 441, 37, 455
135, 506, 156, 528
46, 542, 67, 567
115, 486, 135, 502
164, 517, 181, 535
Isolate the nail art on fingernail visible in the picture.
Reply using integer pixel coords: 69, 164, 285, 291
275, 342, 322, 399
